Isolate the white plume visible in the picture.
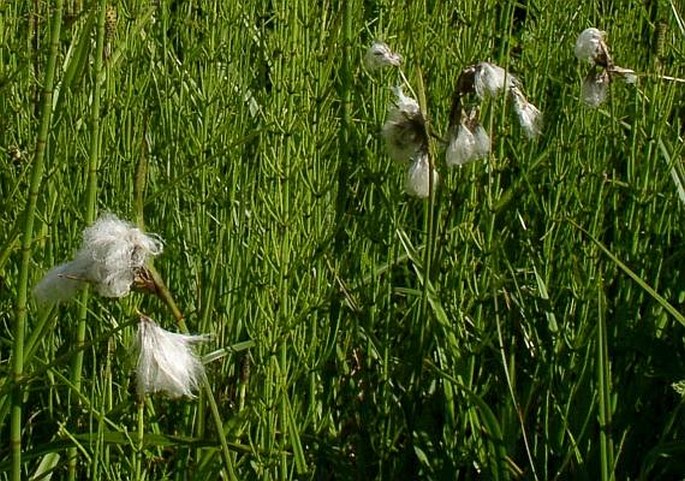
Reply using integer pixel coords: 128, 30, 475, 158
134, 315, 207, 399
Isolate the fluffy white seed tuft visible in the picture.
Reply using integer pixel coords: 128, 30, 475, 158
581, 71, 610, 107
405, 153, 438, 198
382, 87, 427, 163
134, 316, 208, 398
446, 122, 491, 167
33, 258, 91, 306
472, 124, 492, 158
474, 62, 515, 99
575, 28, 605, 64
80, 214, 163, 298
446, 124, 476, 167
511, 89, 542, 138
365, 41, 402, 70
33, 214, 163, 306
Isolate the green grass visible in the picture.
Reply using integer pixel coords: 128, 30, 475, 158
1, 1, 685, 479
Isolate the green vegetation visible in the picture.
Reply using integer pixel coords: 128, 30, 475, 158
1, 1, 684, 479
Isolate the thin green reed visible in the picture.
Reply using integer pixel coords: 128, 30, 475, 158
333, 0, 354, 244
596, 277, 615, 481
67, 1, 107, 479
11, 1, 64, 480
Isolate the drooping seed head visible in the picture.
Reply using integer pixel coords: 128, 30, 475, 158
134, 315, 208, 399
471, 124, 491, 159
365, 41, 402, 70
474, 62, 516, 99
382, 86, 428, 163
575, 28, 612, 67
33, 214, 164, 306
79, 214, 164, 298
581, 69, 610, 107
511, 87, 542, 138
446, 123, 476, 167
445, 109, 491, 167
405, 152, 438, 198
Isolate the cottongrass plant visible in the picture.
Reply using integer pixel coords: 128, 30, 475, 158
34, 214, 163, 305
575, 28, 636, 107
446, 61, 541, 166
133, 314, 208, 398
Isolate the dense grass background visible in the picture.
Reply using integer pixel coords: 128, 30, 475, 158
1, 0, 684, 479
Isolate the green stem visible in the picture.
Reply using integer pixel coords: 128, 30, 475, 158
67, 2, 107, 479
134, 120, 149, 228
0, 305, 55, 431
11, 2, 63, 480
597, 277, 615, 481
135, 399, 145, 481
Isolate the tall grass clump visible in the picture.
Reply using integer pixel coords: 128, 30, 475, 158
1, 1, 684, 480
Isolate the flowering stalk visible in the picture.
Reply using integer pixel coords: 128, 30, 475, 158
412, 67, 439, 374
134, 400, 144, 481
575, 28, 636, 107
446, 61, 541, 168
145, 264, 238, 480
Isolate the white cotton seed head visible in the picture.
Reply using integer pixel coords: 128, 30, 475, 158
512, 89, 542, 138
471, 124, 491, 159
33, 214, 164, 306
134, 316, 207, 398
446, 122, 490, 167
382, 87, 427, 163
474, 62, 515, 99
582, 71, 610, 107
33, 258, 91, 306
575, 28, 604, 64
365, 41, 402, 70
446, 124, 476, 167
78, 214, 164, 298
405, 153, 438, 198
390, 86, 419, 116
